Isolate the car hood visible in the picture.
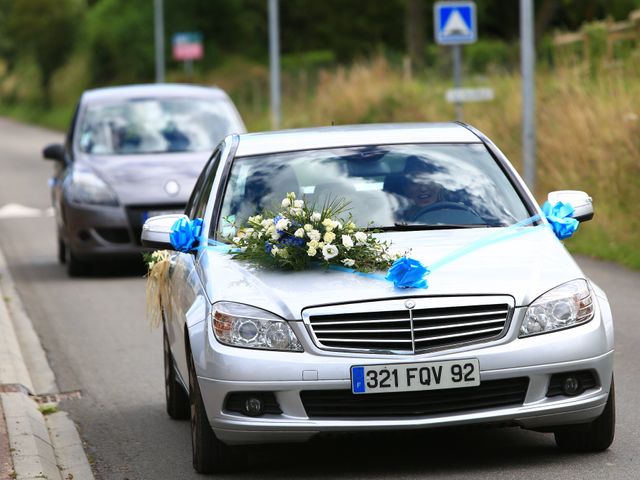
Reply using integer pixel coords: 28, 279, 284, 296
76, 151, 209, 205
201, 226, 585, 320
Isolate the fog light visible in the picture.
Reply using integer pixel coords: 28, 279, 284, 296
563, 376, 582, 396
243, 397, 264, 417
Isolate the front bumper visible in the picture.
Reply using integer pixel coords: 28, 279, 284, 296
196, 302, 614, 445
62, 201, 182, 260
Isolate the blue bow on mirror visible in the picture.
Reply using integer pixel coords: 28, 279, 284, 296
541, 201, 579, 240
170, 217, 203, 252
385, 257, 430, 289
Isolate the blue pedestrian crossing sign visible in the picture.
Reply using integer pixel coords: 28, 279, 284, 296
434, 1, 477, 45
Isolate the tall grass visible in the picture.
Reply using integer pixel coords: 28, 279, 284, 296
240, 57, 640, 268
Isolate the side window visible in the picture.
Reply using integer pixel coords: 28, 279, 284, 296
186, 148, 222, 220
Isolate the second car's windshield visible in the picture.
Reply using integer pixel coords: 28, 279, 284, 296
216, 143, 532, 233
78, 97, 240, 155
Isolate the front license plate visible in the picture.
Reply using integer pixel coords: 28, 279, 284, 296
351, 359, 480, 394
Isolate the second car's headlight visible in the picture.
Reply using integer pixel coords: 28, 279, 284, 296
212, 301, 303, 352
520, 279, 595, 337
65, 171, 118, 206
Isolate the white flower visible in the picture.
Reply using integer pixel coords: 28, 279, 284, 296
311, 212, 321, 222
289, 207, 303, 215
261, 218, 274, 228
271, 246, 279, 256
354, 231, 368, 245
322, 244, 339, 260
304, 223, 313, 231
248, 215, 263, 224
333, 220, 343, 230
342, 235, 353, 249
345, 221, 357, 232
294, 228, 305, 238
281, 198, 291, 207
232, 237, 241, 244
293, 199, 304, 208
342, 258, 355, 267
307, 246, 317, 256
307, 240, 319, 248
287, 191, 296, 200
271, 231, 281, 240
275, 218, 290, 231
322, 218, 334, 230
277, 248, 289, 258
308, 229, 321, 242
323, 231, 336, 243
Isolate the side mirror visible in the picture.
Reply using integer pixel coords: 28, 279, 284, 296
141, 214, 187, 249
547, 190, 594, 222
42, 143, 66, 162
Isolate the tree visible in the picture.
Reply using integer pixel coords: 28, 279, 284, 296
405, 0, 426, 72
6, 0, 80, 105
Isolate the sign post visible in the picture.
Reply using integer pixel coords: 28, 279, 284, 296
172, 32, 204, 80
434, 1, 477, 121
520, 0, 536, 191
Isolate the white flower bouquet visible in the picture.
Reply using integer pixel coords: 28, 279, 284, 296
228, 193, 398, 272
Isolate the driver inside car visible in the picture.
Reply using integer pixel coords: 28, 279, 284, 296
399, 155, 445, 221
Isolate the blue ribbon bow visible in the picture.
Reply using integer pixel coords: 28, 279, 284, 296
541, 201, 579, 240
385, 257, 430, 289
170, 217, 203, 252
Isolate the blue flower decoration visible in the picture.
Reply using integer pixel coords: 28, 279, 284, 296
541, 201, 579, 240
385, 257, 430, 289
264, 241, 273, 254
170, 217, 203, 252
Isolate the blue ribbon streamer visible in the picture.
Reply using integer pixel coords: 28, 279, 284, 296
196, 202, 579, 290
541, 201, 579, 240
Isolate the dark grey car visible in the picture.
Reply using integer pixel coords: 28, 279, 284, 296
43, 83, 246, 276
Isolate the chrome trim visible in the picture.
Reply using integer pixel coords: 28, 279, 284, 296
302, 296, 515, 355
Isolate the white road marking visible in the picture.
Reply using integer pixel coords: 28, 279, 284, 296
0, 203, 53, 219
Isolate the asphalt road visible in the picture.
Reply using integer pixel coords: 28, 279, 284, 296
0, 117, 638, 479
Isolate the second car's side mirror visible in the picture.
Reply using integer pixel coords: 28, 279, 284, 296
42, 143, 66, 162
141, 214, 187, 249
547, 190, 594, 222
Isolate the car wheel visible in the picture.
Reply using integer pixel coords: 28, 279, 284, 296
187, 342, 243, 473
66, 249, 92, 277
554, 377, 616, 452
57, 236, 66, 264
163, 325, 189, 420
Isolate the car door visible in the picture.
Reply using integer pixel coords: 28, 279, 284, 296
166, 146, 223, 381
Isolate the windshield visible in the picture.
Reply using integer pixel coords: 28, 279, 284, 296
77, 97, 241, 155
216, 143, 532, 234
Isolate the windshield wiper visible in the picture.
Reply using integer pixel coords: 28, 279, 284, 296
370, 223, 489, 231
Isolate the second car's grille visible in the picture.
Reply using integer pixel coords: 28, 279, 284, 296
304, 297, 512, 354
301, 377, 529, 418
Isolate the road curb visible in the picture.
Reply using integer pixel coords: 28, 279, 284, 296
0, 246, 94, 479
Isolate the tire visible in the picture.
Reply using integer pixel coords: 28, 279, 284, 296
554, 377, 616, 452
163, 325, 189, 420
66, 249, 92, 277
187, 343, 242, 473
57, 236, 66, 264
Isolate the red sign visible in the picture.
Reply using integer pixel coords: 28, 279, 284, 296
172, 32, 203, 61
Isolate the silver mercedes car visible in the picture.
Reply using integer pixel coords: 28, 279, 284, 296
43, 83, 246, 276
142, 123, 614, 474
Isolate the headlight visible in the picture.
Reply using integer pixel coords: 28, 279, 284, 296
520, 279, 595, 337
212, 301, 303, 352
65, 171, 118, 206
